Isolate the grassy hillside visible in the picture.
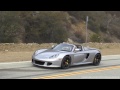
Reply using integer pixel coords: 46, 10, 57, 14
0, 11, 120, 43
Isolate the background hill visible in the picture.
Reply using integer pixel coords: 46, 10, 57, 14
0, 11, 120, 43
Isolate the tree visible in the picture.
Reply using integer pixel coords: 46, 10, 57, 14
0, 11, 25, 43
24, 11, 70, 43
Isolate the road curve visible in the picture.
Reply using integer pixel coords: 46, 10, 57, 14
0, 55, 120, 79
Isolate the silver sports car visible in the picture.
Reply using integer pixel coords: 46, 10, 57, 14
32, 42, 101, 69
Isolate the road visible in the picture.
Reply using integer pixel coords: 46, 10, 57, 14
0, 55, 120, 79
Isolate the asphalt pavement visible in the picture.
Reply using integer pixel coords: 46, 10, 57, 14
0, 55, 120, 79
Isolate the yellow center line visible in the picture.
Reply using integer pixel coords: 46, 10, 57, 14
33, 66, 120, 79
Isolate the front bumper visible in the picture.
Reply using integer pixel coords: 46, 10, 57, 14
32, 57, 62, 68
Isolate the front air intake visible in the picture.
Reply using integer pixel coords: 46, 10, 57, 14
47, 62, 52, 66
35, 60, 45, 65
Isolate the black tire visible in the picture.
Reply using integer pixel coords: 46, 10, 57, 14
61, 56, 71, 69
93, 53, 101, 66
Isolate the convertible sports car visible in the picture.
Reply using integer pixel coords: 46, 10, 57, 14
32, 42, 101, 69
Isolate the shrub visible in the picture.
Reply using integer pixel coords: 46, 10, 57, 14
90, 34, 101, 42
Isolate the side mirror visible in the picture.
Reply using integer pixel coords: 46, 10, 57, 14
75, 48, 80, 52
52, 45, 55, 48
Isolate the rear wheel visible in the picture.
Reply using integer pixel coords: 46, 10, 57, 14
61, 56, 71, 69
93, 53, 101, 66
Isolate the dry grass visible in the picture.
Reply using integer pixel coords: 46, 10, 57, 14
0, 43, 120, 62
0, 51, 33, 62
0, 43, 55, 52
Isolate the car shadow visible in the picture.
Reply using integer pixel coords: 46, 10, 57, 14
32, 63, 94, 70
32, 65, 60, 70
71, 63, 93, 68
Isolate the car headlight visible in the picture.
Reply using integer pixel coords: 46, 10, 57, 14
49, 54, 59, 59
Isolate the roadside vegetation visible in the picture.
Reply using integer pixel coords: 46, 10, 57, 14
1, 11, 120, 43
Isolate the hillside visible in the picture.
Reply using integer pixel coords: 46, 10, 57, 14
0, 11, 120, 43
67, 11, 120, 43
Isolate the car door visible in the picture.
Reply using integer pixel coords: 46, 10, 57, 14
73, 51, 86, 64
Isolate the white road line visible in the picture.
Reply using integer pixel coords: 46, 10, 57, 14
102, 55, 120, 60
0, 55, 120, 65
0, 55, 120, 69
102, 55, 120, 57
0, 61, 30, 65
1, 55, 120, 63
0, 61, 31, 69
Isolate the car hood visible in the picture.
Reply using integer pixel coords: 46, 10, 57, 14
35, 49, 67, 59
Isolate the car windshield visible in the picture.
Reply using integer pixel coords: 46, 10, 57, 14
52, 44, 74, 52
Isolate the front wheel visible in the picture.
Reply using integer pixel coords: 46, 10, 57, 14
93, 53, 101, 66
61, 56, 71, 69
